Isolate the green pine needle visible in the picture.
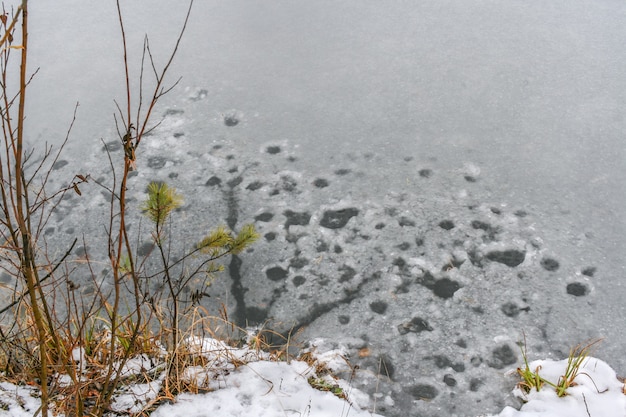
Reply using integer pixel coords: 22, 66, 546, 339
197, 224, 259, 255
142, 182, 183, 228
197, 225, 233, 253
231, 224, 260, 254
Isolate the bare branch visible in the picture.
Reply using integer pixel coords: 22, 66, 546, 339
0, 238, 78, 316
116, 0, 132, 127
135, 0, 193, 147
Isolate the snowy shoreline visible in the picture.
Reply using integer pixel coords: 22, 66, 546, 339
1, 336, 625, 417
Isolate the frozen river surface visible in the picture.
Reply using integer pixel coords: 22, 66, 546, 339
9, 1, 626, 416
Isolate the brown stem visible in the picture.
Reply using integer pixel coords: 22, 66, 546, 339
12, 2, 50, 416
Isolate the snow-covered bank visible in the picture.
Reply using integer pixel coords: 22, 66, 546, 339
1, 337, 625, 417
488, 356, 626, 417
150, 359, 381, 417
0, 337, 384, 417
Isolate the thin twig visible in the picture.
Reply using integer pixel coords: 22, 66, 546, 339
0, 238, 78, 316
582, 393, 592, 417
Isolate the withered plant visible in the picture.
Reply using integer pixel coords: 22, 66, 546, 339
0, 1, 259, 416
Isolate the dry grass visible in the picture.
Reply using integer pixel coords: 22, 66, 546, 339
515, 336, 604, 399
